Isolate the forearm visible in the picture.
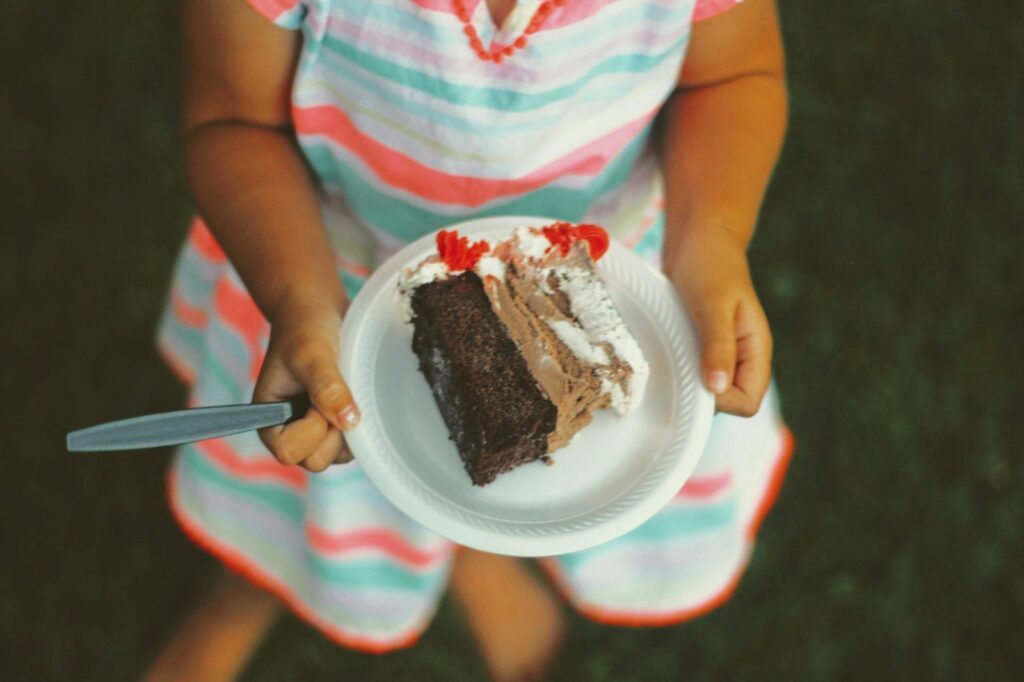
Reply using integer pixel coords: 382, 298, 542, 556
184, 122, 346, 322
660, 73, 788, 267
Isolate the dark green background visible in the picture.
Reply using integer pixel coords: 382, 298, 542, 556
3, 1, 1022, 679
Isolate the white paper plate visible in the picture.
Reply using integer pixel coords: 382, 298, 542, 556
339, 216, 714, 556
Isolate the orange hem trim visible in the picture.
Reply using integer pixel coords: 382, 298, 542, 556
539, 427, 796, 628
165, 467, 428, 654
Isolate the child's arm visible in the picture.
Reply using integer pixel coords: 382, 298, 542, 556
182, 0, 358, 470
660, 0, 788, 416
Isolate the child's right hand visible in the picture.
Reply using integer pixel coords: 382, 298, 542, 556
252, 298, 361, 472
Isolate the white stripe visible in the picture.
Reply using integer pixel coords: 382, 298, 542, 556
563, 530, 747, 611
302, 42, 682, 134
296, 61, 674, 180
314, 10, 692, 94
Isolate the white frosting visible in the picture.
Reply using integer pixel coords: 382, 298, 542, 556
474, 254, 506, 282
514, 226, 551, 260
552, 265, 650, 415
546, 319, 611, 365
397, 259, 449, 321
600, 377, 628, 415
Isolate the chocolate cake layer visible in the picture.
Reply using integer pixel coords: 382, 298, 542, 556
410, 272, 557, 486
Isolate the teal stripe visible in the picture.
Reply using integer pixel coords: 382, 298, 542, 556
555, 499, 738, 571
164, 316, 246, 404
306, 51, 665, 138
160, 310, 204, 355
272, 5, 304, 30
204, 322, 255, 392
180, 449, 445, 590
179, 242, 221, 277
173, 273, 211, 307
306, 552, 444, 591
198, 343, 248, 402
158, 317, 201, 382
309, 467, 379, 497
319, 32, 687, 112
184, 444, 403, 516
178, 480, 439, 621
304, 125, 649, 241
626, 501, 737, 540
339, 270, 366, 300
633, 213, 665, 259
183, 446, 305, 522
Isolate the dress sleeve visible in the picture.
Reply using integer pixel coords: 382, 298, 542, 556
692, 0, 743, 23
243, 0, 306, 29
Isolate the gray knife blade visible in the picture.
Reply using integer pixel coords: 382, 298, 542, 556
66, 396, 310, 452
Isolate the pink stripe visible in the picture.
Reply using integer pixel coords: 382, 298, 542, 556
541, 0, 619, 31
406, 0, 457, 12
212, 278, 267, 382
244, 0, 298, 23
305, 525, 448, 568
188, 219, 227, 263
197, 437, 308, 491
337, 258, 371, 278
537, 428, 795, 629
295, 104, 655, 206
167, 471, 426, 654
171, 290, 208, 329
692, 0, 740, 22
676, 473, 732, 499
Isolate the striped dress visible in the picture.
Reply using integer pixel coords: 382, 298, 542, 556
158, 0, 794, 651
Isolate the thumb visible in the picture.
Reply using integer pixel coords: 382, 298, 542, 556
288, 342, 360, 431
695, 300, 737, 396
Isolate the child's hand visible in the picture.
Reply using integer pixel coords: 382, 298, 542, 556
669, 227, 772, 417
252, 298, 360, 472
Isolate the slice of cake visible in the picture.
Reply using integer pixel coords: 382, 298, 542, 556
398, 222, 649, 486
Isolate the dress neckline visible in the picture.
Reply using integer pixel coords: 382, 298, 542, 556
451, 0, 564, 64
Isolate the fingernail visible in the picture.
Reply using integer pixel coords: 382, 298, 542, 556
707, 370, 729, 395
338, 406, 360, 430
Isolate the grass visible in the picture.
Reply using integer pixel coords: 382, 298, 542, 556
2, 0, 1022, 679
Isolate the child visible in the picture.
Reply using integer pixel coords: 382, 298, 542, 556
146, 0, 792, 679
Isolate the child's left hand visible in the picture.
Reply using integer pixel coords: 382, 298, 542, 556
668, 226, 772, 417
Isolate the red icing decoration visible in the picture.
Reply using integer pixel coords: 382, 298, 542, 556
575, 224, 610, 260
436, 229, 490, 271
540, 222, 610, 261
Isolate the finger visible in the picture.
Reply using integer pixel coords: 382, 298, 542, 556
254, 352, 306, 457
694, 299, 738, 396
716, 301, 773, 417
287, 341, 361, 432
302, 428, 345, 473
715, 386, 761, 417
334, 441, 354, 465
733, 302, 773, 409
271, 407, 329, 466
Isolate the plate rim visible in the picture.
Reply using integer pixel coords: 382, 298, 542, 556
339, 215, 714, 556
